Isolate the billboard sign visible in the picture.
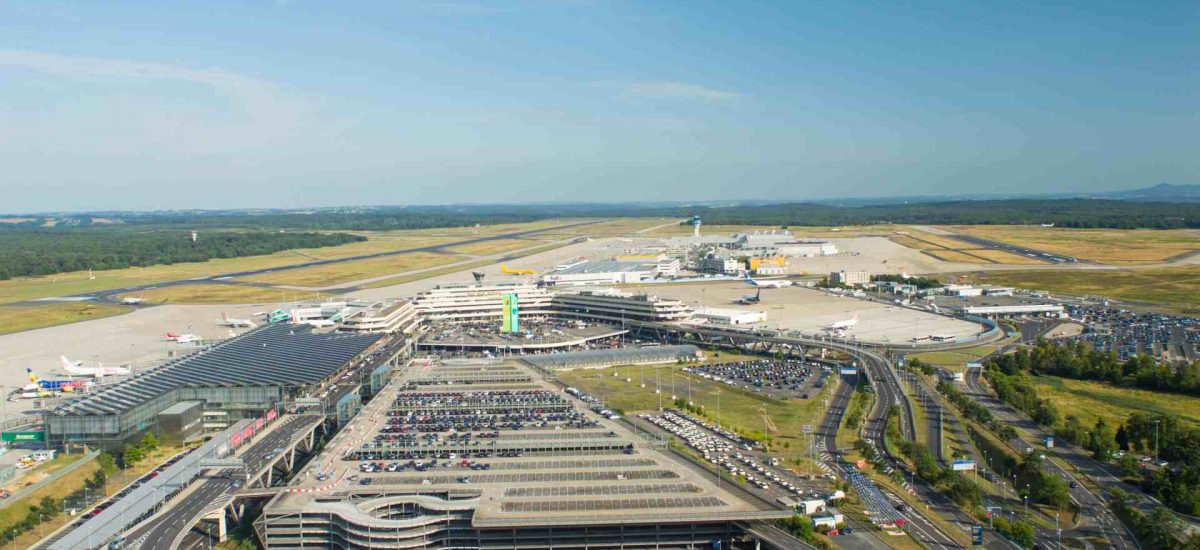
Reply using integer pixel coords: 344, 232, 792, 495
255, 418, 265, 431
501, 293, 520, 333
1, 431, 44, 442
267, 409, 277, 421
972, 525, 983, 546
839, 368, 858, 376
952, 460, 976, 471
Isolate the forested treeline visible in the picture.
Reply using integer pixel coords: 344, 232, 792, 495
42, 197, 1200, 231
0, 229, 363, 279
985, 345, 1200, 516
989, 340, 1200, 396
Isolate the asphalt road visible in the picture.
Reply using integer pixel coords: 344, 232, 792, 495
964, 368, 1137, 549
126, 415, 323, 550
73, 220, 601, 305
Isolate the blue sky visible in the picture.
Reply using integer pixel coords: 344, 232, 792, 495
0, 1, 1196, 212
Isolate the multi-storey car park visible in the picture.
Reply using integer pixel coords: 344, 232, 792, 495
43, 324, 392, 450
256, 359, 789, 549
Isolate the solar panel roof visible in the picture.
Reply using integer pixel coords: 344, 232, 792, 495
52, 324, 383, 417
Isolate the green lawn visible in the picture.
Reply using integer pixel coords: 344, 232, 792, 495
1031, 375, 1200, 428
0, 303, 131, 335
557, 359, 834, 459
971, 268, 1200, 315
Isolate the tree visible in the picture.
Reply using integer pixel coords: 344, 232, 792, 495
123, 445, 143, 467
140, 431, 159, 453
96, 452, 117, 476
1117, 454, 1141, 478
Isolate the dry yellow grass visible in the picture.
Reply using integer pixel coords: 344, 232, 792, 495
239, 251, 461, 287
967, 248, 1048, 265
972, 267, 1200, 314
904, 229, 979, 250
925, 249, 990, 263
0, 303, 130, 335
443, 238, 543, 256
889, 234, 943, 250
946, 225, 1200, 265
134, 284, 295, 304
0, 220, 602, 305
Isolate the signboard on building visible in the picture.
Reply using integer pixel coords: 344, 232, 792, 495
501, 293, 520, 333
839, 368, 858, 376
952, 460, 976, 471
1, 431, 44, 442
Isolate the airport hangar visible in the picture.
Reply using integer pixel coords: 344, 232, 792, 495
43, 324, 400, 451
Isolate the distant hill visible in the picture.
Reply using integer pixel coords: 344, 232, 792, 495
1096, 183, 1200, 202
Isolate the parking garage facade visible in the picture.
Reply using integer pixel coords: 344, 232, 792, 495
258, 360, 787, 549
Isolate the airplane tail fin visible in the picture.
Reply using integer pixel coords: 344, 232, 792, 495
27, 368, 37, 383
61, 355, 75, 370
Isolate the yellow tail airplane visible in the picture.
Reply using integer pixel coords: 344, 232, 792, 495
500, 265, 535, 276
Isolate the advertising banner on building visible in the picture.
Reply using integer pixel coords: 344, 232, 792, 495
501, 293, 520, 333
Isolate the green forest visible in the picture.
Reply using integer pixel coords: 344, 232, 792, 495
0, 229, 363, 279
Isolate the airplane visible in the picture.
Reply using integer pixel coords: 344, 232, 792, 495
166, 332, 203, 344
121, 292, 146, 305
60, 355, 130, 378
824, 312, 860, 331
217, 312, 257, 328
25, 368, 86, 393
291, 312, 336, 328
736, 289, 761, 305
500, 265, 535, 276
744, 274, 792, 288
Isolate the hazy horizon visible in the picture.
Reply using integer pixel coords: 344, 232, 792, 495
2, 1, 1197, 212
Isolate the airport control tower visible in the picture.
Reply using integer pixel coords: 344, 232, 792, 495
690, 215, 701, 239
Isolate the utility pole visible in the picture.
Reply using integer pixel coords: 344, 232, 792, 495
1153, 419, 1161, 464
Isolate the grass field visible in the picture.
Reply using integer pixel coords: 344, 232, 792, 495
0, 302, 130, 335
557, 358, 833, 459
236, 251, 463, 287
893, 228, 1047, 265
0, 219, 612, 304
442, 238, 544, 256
646, 223, 902, 238
971, 267, 1200, 314
908, 344, 1001, 372
1031, 375, 1200, 428
946, 225, 1200, 265
131, 284, 299, 305
925, 249, 990, 264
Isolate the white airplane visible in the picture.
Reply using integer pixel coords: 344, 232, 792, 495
217, 312, 257, 328
59, 355, 130, 378
166, 332, 203, 344
291, 312, 336, 328
744, 274, 792, 289
824, 312, 860, 331
121, 292, 146, 305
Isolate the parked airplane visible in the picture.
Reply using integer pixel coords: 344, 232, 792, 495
824, 312, 860, 331
166, 332, 203, 344
60, 355, 130, 378
736, 288, 761, 305
25, 368, 86, 393
744, 274, 792, 288
500, 265, 535, 275
217, 312, 257, 328
290, 312, 336, 328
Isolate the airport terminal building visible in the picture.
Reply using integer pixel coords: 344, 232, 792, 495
43, 325, 386, 450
